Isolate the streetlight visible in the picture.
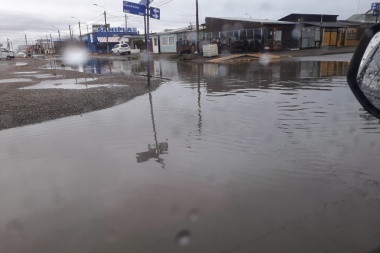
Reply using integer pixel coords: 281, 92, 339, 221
51, 26, 61, 41
71, 17, 82, 41
93, 3, 109, 53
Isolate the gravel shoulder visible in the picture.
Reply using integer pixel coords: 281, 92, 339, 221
0, 57, 162, 131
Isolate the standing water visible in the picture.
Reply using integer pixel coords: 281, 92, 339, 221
1, 55, 380, 253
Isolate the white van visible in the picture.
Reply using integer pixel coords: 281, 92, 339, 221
0, 48, 15, 60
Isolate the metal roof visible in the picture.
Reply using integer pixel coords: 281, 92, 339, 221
302, 22, 349, 28
156, 25, 206, 35
208, 17, 295, 25
347, 13, 378, 23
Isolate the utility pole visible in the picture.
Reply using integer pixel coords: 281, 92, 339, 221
69, 25, 72, 39
104, 11, 109, 53
50, 33, 55, 54
46, 34, 50, 54
146, 0, 151, 86
196, 0, 200, 53
78, 21, 82, 40
125, 14, 128, 31
25, 34, 28, 45
40, 36, 43, 54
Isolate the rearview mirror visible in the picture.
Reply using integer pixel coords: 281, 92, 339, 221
347, 23, 380, 119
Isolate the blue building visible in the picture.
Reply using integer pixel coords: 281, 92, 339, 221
80, 27, 140, 53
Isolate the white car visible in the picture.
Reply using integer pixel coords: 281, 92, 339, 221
0, 47, 15, 60
111, 43, 131, 55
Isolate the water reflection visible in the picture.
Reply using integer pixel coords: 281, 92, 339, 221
2, 55, 380, 252
45, 58, 145, 76
136, 91, 168, 167
197, 64, 202, 136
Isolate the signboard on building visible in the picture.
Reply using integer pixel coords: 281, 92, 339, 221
96, 27, 138, 34
92, 24, 110, 32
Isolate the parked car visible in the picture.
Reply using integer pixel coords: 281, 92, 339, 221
111, 43, 131, 55
0, 47, 15, 60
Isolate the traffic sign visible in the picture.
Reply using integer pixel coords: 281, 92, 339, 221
150, 7, 160, 20
372, 2, 379, 10
123, 1, 146, 16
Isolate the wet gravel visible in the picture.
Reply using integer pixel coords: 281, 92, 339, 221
0, 57, 162, 130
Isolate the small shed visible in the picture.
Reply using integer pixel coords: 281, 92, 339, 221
151, 26, 206, 54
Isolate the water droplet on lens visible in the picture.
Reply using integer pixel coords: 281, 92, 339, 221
187, 209, 200, 222
6, 219, 23, 235
259, 55, 270, 66
175, 230, 191, 246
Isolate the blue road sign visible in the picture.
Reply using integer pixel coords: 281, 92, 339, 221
150, 7, 160, 20
123, 1, 146, 16
372, 2, 379, 10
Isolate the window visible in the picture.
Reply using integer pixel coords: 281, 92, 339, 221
169, 36, 175, 45
162, 36, 168, 46
347, 29, 355, 40
274, 30, 282, 42
154, 38, 157, 46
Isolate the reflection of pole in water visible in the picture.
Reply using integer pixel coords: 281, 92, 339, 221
197, 64, 202, 135
108, 59, 112, 75
136, 91, 168, 168
149, 92, 159, 151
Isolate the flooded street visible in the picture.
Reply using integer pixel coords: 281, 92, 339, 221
1, 54, 380, 252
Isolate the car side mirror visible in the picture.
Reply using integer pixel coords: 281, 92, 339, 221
347, 23, 380, 119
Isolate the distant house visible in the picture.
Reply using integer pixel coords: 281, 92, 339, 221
347, 10, 379, 23
204, 14, 360, 52
118, 34, 145, 50
150, 25, 206, 54
279, 13, 361, 48
345, 10, 378, 46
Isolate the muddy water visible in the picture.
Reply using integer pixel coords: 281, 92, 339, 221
1, 56, 380, 253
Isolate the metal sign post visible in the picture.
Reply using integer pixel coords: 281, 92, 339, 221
146, 1, 151, 86
123, 1, 160, 86
372, 2, 380, 23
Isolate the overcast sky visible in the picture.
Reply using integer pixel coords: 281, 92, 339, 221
0, 0, 375, 48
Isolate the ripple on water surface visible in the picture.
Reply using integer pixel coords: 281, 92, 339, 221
1, 59, 380, 252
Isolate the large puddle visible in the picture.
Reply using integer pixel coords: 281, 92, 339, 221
1, 54, 380, 252
0, 78, 32, 84
20, 78, 124, 90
